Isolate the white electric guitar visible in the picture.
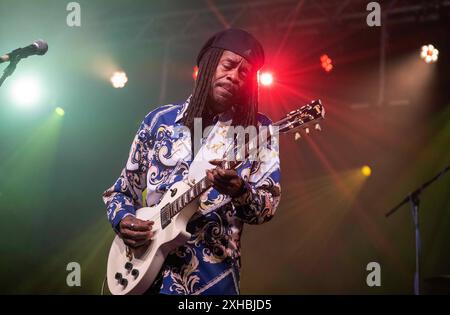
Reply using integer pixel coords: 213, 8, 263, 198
107, 100, 325, 295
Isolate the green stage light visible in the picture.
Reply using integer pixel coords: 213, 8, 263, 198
10, 76, 42, 107
55, 107, 65, 117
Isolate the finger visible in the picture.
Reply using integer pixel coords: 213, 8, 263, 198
132, 218, 154, 228
123, 238, 137, 248
131, 231, 155, 247
121, 229, 152, 241
134, 218, 154, 225
216, 168, 239, 179
210, 179, 229, 194
213, 173, 232, 187
213, 169, 240, 185
206, 170, 215, 183
132, 236, 153, 248
121, 220, 153, 232
209, 159, 223, 166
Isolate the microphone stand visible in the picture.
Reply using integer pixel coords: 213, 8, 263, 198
385, 165, 450, 295
0, 56, 20, 87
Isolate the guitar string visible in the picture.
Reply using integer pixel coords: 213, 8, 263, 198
136, 179, 210, 226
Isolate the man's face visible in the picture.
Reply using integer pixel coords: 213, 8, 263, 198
209, 50, 253, 113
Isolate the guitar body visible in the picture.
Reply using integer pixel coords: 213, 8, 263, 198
107, 180, 199, 295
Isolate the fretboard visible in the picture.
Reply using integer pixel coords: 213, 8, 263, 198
160, 177, 211, 229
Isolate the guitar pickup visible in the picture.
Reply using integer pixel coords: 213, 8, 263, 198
160, 204, 172, 229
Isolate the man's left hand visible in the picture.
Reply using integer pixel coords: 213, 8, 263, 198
206, 160, 246, 198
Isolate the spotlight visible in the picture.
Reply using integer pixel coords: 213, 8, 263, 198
259, 71, 273, 87
10, 76, 42, 107
110, 71, 128, 88
55, 107, 65, 117
361, 165, 372, 177
320, 54, 333, 72
420, 44, 438, 63
193, 66, 199, 81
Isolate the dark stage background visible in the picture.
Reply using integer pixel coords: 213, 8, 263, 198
0, 0, 449, 294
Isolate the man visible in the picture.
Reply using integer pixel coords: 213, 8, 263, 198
103, 28, 281, 295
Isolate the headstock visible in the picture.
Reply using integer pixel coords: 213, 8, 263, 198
274, 100, 325, 137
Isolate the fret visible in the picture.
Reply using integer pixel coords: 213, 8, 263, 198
171, 203, 177, 217
200, 179, 206, 190
195, 183, 200, 195
169, 178, 210, 216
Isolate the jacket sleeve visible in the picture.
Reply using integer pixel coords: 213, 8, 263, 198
102, 120, 152, 232
232, 121, 281, 225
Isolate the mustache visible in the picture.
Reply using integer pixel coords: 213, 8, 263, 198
216, 81, 236, 94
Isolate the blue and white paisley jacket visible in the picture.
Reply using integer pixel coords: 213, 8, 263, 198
103, 97, 281, 295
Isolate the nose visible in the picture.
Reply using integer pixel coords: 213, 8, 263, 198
226, 68, 240, 85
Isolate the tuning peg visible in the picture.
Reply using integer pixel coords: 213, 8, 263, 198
315, 123, 322, 131
305, 128, 310, 134
294, 132, 301, 141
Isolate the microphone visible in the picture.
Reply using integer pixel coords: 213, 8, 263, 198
0, 40, 48, 64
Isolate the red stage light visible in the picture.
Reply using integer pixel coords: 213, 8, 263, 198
320, 54, 333, 72
258, 71, 273, 87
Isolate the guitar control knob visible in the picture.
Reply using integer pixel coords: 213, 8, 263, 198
115, 272, 122, 280
125, 262, 133, 271
120, 278, 128, 287
131, 269, 139, 278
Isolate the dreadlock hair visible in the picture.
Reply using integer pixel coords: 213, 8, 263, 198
181, 47, 259, 131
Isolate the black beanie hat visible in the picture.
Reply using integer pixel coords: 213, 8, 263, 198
196, 28, 265, 70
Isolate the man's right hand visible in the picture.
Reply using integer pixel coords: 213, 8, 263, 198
119, 216, 154, 248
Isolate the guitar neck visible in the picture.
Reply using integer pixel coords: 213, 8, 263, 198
161, 176, 211, 227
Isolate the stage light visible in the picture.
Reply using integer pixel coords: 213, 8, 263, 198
259, 72, 273, 86
10, 76, 42, 107
55, 107, 65, 117
320, 54, 333, 72
420, 44, 438, 63
193, 66, 199, 81
110, 71, 128, 88
361, 165, 372, 177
